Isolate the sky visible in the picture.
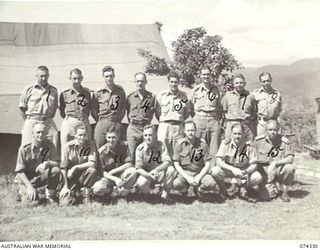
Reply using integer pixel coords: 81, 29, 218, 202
0, 0, 319, 67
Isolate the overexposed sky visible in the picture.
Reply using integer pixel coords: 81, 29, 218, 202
0, 0, 319, 67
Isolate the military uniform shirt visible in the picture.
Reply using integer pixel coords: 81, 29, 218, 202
222, 90, 257, 120
172, 137, 211, 172
217, 139, 258, 169
126, 90, 158, 123
135, 141, 171, 171
15, 140, 59, 179
92, 84, 126, 120
98, 141, 132, 172
191, 83, 222, 115
61, 139, 97, 170
252, 87, 282, 119
255, 135, 294, 164
157, 89, 190, 122
19, 83, 58, 117
59, 86, 92, 118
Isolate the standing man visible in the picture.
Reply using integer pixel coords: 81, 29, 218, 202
91, 129, 138, 198
59, 68, 93, 154
190, 66, 222, 164
14, 122, 60, 205
252, 72, 282, 136
157, 71, 191, 157
92, 66, 126, 148
255, 120, 295, 202
19, 66, 59, 148
135, 125, 175, 200
126, 72, 159, 160
210, 123, 263, 202
222, 74, 257, 142
60, 125, 98, 205
171, 121, 217, 197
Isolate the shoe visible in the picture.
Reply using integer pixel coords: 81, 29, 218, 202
150, 185, 162, 196
81, 187, 92, 204
111, 186, 122, 197
239, 187, 257, 203
280, 192, 291, 202
120, 188, 130, 197
161, 190, 174, 204
46, 197, 58, 205
227, 183, 239, 198
187, 186, 197, 197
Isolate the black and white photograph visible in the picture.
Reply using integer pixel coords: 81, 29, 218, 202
0, 0, 319, 244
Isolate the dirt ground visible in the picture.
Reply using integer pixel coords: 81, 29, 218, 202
1, 171, 319, 241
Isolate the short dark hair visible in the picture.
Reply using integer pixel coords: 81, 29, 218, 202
231, 123, 244, 133
37, 65, 49, 73
102, 66, 115, 75
167, 71, 180, 81
233, 73, 246, 82
74, 124, 87, 134
143, 124, 156, 133
69, 68, 82, 77
266, 119, 279, 129
184, 120, 197, 130
134, 72, 147, 80
105, 128, 118, 136
259, 72, 272, 82
200, 66, 211, 72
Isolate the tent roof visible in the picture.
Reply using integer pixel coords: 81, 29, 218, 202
0, 22, 170, 134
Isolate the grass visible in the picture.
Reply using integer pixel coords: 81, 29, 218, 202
1, 154, 320, 241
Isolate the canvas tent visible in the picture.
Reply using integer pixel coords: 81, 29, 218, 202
0, 21, 170, 134
0, 21, 170, 174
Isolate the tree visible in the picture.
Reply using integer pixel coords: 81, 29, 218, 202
138, 27, 242, 88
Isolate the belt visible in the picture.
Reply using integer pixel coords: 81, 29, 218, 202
27, 115, 50, 121
162, 120, 182, 125
130, 120, 150, 126
99, 116, 120, 122
258, 116, 272, 121
195, 111, 219, 117
66, 115, 88, 121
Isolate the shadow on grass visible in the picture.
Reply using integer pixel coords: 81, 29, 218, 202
288, 189, 310, 199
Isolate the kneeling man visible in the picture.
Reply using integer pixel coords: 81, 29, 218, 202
60, 125, 98, 204
255, 120, 295, 202
92, 129, 138, 198
15, 122, 60, 205
171, 121, 217, 197
135, 125, 175, 200
211, 123, 263, 202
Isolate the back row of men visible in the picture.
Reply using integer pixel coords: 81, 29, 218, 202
15, 65, 294, 205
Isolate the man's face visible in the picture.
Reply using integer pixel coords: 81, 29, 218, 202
184, 123, 196, 140
168, 77, 179, 93
36, 70, 49, 85
32, 124, 46, 144
70, 72, 83, 88
135, 73, 147, 91
231, 126, 243, 145
233, 77, 246, 92
260, 74, 272, 90
266, 122, 278, 140
143, 128, 156, 146
200, 69, 211, 84
106, 132, 118, 149
75, 128, 87, 145
103, 70, 115, 85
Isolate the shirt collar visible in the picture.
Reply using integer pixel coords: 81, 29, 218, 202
71, 85, 83, 95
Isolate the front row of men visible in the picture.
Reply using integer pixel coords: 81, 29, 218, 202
15, 119, 295, 206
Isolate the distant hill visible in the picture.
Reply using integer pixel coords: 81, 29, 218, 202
237, 58, 320, 113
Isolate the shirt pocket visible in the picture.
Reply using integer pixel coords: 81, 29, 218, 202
194, 93, 206, 109
180, 150, 191, 166
98, 95, 110, 113
160, 98, 171, 115
28, 94, 42, 111
64, 98, 76, 114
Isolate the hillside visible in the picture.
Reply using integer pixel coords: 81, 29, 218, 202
238, 58, 320, 113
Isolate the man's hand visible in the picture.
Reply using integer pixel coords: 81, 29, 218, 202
193, 175, 201, 186
149, 169, 159, 181
185, 176, 195, 185
35, 162, 48, 174
114, 177, 124, 187
67, 165, 78, 179
26, 185, 37, 202
232, 168, 243, 178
